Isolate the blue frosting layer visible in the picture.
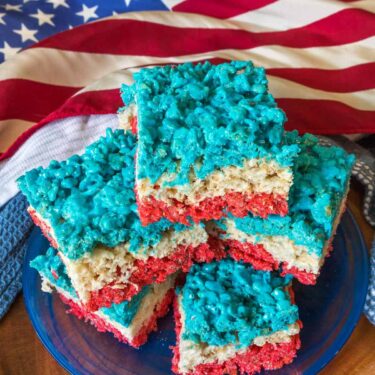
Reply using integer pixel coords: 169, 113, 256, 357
219, 134, 355, 256
121, 61, 299, 186
31, 248, 149, 327
100, 286, 150, 327
180, 259, 298, 348
31, 247, 77, 297
18, 129, 189, 260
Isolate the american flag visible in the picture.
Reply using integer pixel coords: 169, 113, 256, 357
0, 0, 374, 208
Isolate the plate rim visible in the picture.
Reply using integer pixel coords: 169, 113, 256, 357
301, 209, 369, 375
23, 229, 77, 375
22, 209, 369, 375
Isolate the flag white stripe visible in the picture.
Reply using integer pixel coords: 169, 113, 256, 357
0, 119, 34, 128
269, 76, 374, 110
97, 11, 246, 30
96, 2, 375, 34
0, 36, 373, 87
0, 119, 35, 151
230, 0, 375, 32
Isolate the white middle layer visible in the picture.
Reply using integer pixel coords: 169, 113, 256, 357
117, 104, 293, 206
222, 220, 321, 274
221, 188, 349, 276
31, 207, 207, 303
137, 159, 292, 206
60, 246, 138, 303
41, 274, 175, 342
60, 225, 207, 303
176, 295, 300, 374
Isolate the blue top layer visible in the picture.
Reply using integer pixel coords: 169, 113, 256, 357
121, 61, 299, 186
219, 134, 355, 256
31, 247, 77, 297
18, 129, 189, 260
180, 259, 298, 348
31, 248, 149, 328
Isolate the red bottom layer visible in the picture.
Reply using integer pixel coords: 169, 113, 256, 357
226, 239, 320, 285
137, 191, 288, 225
172, 297, 301, 375
59, 288, 174, 348
28, 208, 58, 248
87, 242, 226, 311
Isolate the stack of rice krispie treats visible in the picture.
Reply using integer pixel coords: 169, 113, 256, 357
19, 60, 355, 374
19, 128, 223, 346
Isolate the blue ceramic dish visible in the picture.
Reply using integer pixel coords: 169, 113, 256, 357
23, 210, 369, 375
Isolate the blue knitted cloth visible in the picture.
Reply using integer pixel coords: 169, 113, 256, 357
0, 193, 33, 319
364, 240, 375, 325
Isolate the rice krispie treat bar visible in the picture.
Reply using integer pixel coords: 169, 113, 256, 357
120, 61, 300, 225
214, 134, 355, 285
172, 259, 301, 375
18, 129, 223, 311
31, 248, 175, 348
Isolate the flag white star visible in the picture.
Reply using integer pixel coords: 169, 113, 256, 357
125, 0, 132, 6
4, 4, 22, 12
14, 24, 38, 43
0, 42, 21, 60
112, 11, 119, 16
0, 13, 5, 25
76, 5, 98, 23
31, 9, 55, 26
47, 0, 69, 9
162, 0, 184, 9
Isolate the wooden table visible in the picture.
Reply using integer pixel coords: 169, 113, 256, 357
1, 187, 375, 375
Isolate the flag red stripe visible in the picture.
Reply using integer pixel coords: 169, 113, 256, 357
31, 9, 375, 55
202, 58, 375, 93
267, 63, 375, 93
2, 88, 374, 161
281, 98, 375, 134
0, 79, 79, 122
0, 90, 375, 161
59, 94, 375, 135
1, 53, 373, 124
2, 63, 374, 124
173, 0, 276, 19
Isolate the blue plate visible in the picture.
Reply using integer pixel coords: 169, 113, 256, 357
23, 210, 369, 375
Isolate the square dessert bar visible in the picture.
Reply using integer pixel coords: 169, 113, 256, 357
172, 259, 301, 375
215, 134, 355, 285
31, 248, 175, 348
18, 129, 223, 311
120, 61, 300, 225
